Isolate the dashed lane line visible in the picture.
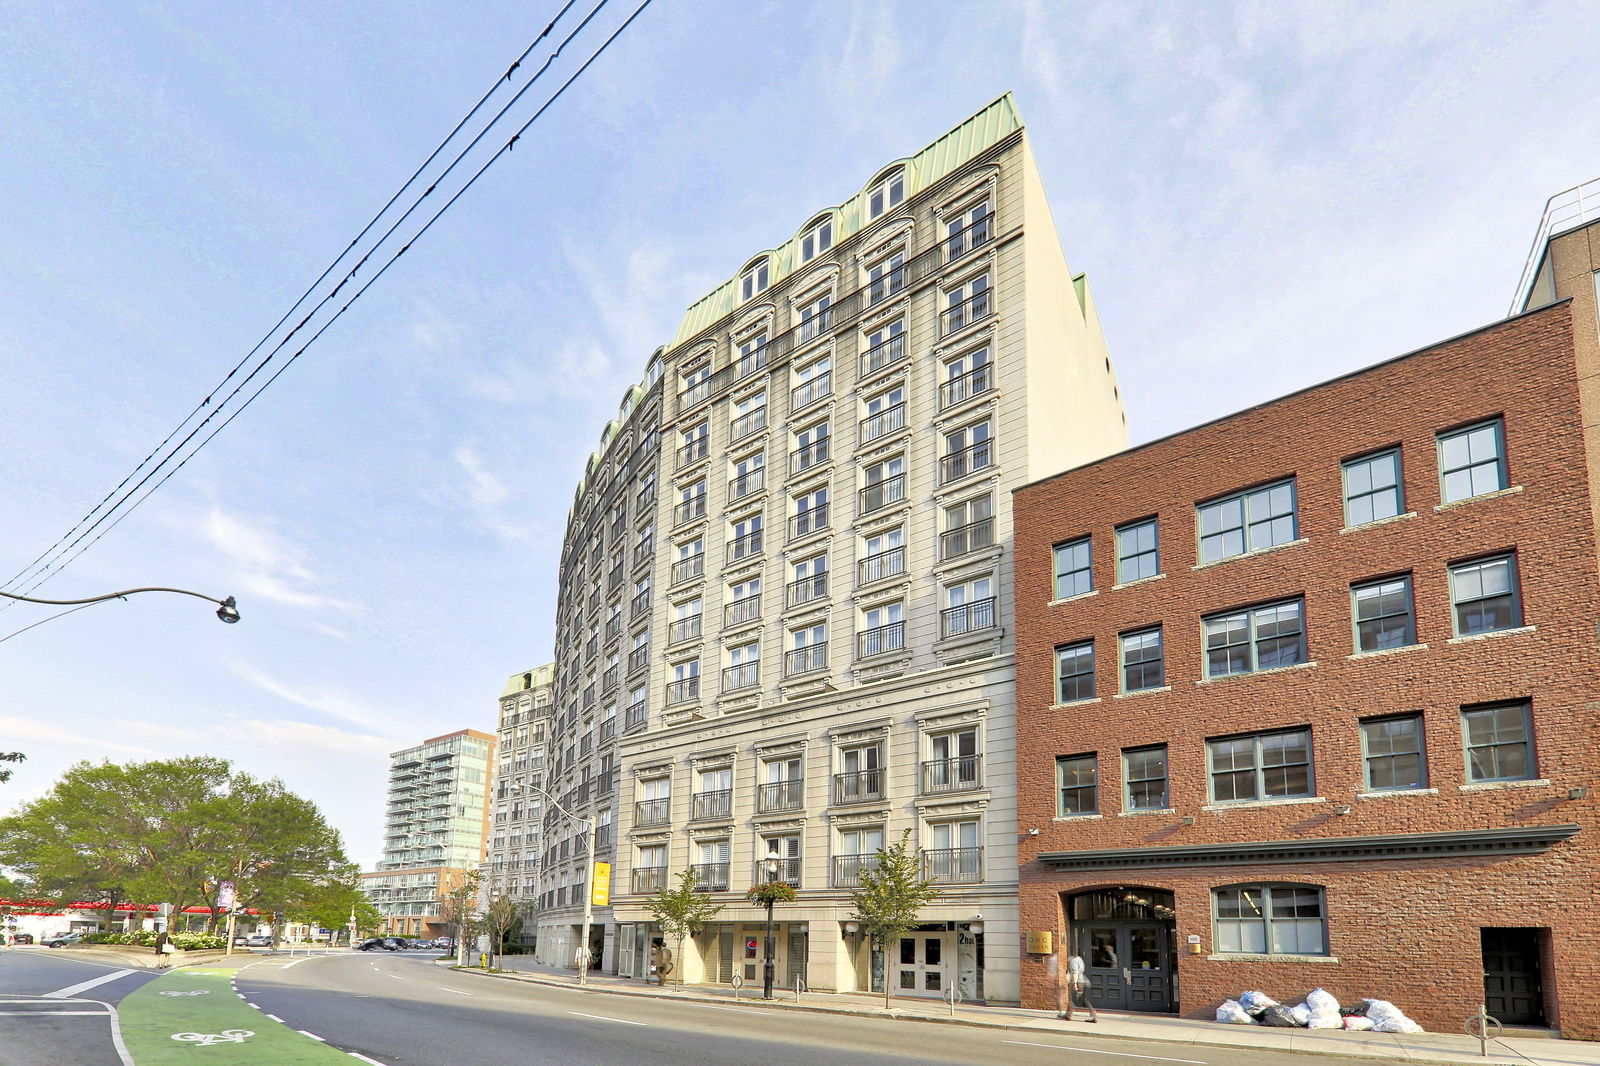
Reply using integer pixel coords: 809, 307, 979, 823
1001, 1040, 1208, 1064
439, 988, 472, 996
568, 1011, 648, 1026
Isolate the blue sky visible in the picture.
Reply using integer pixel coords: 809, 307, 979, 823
3, 1, 1597, 870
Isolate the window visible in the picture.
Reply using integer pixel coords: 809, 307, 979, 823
862, 320, 905, 375
693, 839, 730, 890
1120, 628, 1164, 691
941, 420, 992, 483
737, 331, 769, 379
788, 553, 827, 607
860, 455, 906, 513
1203, 599, 1305, 678
1462, 701, 1535, 782
669, 598, 702, 644
730, 390, 767, 441
946, 199, 990, 260
942, 577, 995, 637
1449, 554, 1521, 635
786, 622, 827, 675
724, 641, 759, 690
792, 486, 829, 537
728, 511, 763, 561
1056, 754, 1097, 815
1208, 728, 1313, 802
925, 820, 980, 882
1056, 640, 1095, 703
1115, 519, 1159, 583
1343, 449, 1403, 526
791, 419, 830, 475
729, 452, 765, 503
1438, 419, 1507, 503
940, 346, 992, 408
634, 842, 668, 892
942, 273, 991, 334
675, 479, 707, 526
868, 251, 905, 304
836, 744, 884, 804
1213, 885, 1326, 955
1123, 746, 1168, 810
672, 536, 704, 584
924, 729, 978, 793
1198, 479, 1297, 563
1052, 536, 1092, 600
867, 169, 904, 219
798, 291, 833, 343
694, 768, 732, 821
760, 756, 803, 812
942, 495, 993, 559
679, 364, 711, 407
1361, 714, 1427, 791
792, 356, 831, 410
740, 259, 769, 301
859, 601, 904, 657
860, 526, 905, 584
761, 833, 801, 886
727, 576, 761, 626
800, 217, 833, 263
861, 384, 906, 443
834, 825, 883, 885
668, 659, 700, 705
1352, 576, 1415, 651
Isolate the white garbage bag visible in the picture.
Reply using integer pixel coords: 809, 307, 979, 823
1342, 1016, 1376, 1031
1364, 999, 1424, 1033
1287, 1003, 1312, 1027
1304, 988, 1341, 1029
1216, 999, 1254, 1024
1237, 990, 1279, 1016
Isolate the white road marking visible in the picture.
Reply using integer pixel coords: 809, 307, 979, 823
388, 974, 404, 980
439, 988, 471, 996
0, 1009, 110, 1015
299, 1030, 327, 1042
568, 1011, 648, 1026
43, 969, 137, 999
267, 1014, 284, 1023
349, 1054, 390, 1065
1001, 1040, 1207, 1064
686, 1003, 764, 1015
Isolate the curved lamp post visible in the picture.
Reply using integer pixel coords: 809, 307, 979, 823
512, 781, 596, 985
0, 586, 240, 624
762, 848, 780, 1000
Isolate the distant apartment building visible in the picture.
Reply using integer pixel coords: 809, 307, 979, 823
1011, 236, 1600, 1039
480, 666, 555, 950
539, 94, 1127, 1002
360, 729, 495, 939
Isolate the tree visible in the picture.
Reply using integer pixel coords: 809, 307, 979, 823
292, 880, 381, 944
481, 872, 522, 968
435, 870, 480, 961
648, 870, 724, 989
848, 830, 943, 1009
0, 752, 24, 784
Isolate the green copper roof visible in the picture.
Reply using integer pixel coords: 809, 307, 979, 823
668, 93, 1023, 351
500, 663, 555, 698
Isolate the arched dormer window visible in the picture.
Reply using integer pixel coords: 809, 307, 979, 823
799, 214, 834, 264
867, 168, 905, 220
740, 257, 770, 302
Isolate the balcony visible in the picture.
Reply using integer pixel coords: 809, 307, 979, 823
628, 645, 650, 673
832, 768, 884, 805
689, 862, 730, 892
784, 643, 827, 677
633, 537, 654, 568
858, 474, 906, 515
724, 594, 761, 628
635, 485, 656, 512
758, 779, 804, 813
634, 798, 670, 827
859, 403, 906, 445
921, 754, 982, 795
728, 469, 765, 502
607, 567, 624, 592
631, 866, 668, 894
923, 846, 982, 884
868, 265, 905, 305
790, 505, 829, 539
939, 363, 993, 410
673, 496, 707, 526
721, 662, 759, 692
668, 615, 702, 645
681, 379, 711, 407
604, 617, 621, 643
940, 440, 993, 483
940, 517, 994, 560
730, 407, 768, 442
599, 718, 617, 742
594, 823, 614, 849
790, 372, 832, 411
789, 438, 830, 477
667, 677, 700, 705
798, 306, 834, 344
676, 438, 709, 470
727, 528, 764, 561
755, 857, 801, 888
630, 590, 651, 621
857, 546, 905, 585
831, 854, 879, 888
601, 665, 619, 691
941, 597, 996, 638
941, 289, 992, 335
672, 552, 705, 584
856, 621, 905, 659
860, 332, 906, 377
625, 700, 647, 731
786, 571, 828, 608
691, 789, 732, 821
944, 213, 992, 261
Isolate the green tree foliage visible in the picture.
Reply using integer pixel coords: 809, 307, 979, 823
648, 869, 724, 989
0, 752, 24, 783
435, 870, 479, 959
481, 872, 522, 967
848, 830, 943, 1009
292, 882, 382, 944
0, 756, 355, 926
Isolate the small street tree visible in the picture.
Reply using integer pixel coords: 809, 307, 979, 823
435, 870, 479, 961
848, 829, 942, 1009
647, 870, 724, 989
481, 872, 522, 968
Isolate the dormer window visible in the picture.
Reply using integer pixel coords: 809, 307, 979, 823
741, 259, 770, 301
868, 169, 905, 219
800, 217, 833, 263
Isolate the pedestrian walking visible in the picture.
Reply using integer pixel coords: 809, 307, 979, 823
1059, 954, 1098, 1022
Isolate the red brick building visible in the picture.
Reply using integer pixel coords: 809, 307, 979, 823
1011, 297, 1600, 1036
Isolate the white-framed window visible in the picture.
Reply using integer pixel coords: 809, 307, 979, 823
860, 526, 905, 584
861, 384, 906, 443
941, 419, 992, 483
940, 345, 992, 409
867, 168, 904, 219
868, 250, 905, 304
860, 455, 906, 513
786, 621, 827, 676
727, 575, 761, 627
1343, 448, 1404, 526
692, 838, 730, 890
945, 198, 991, 259
1198, 479, 1297, 563
941, 495, 993, 559
728, 511, 763, 561
1115, 519, 1159, 583
1214, 884, 1326, 955
791, 419, 831, 475
729, 452, 765, 503
724, 641, 760, 690
680, 363, 711, 407
798, 291, 833, 343
792, 355, 832, 409
942, 576, 995, 637
1203, 598, 1305, 678
942, 273, 990, 334
1120, 628, 1163, 691
737, 331, 769, 379
668, 658, 700, 704
760, 756, 804, 812
1462, 701, 1535, 782
792, 486, 829, 537
741, 259, 769, 301
862, 319, 905, 377
1449, 553, 1521, 635
672, 535, 704, 584
924, 729, 978, 793
788, 553, 828, 607
761, 832, 801, 885
837, 743, 883, 803
731, 390, 768, 441
859, 601, 905, 657
925, 819, 980, 882
1438, 418, 1507, 503
669, 597, 702, 644
1208, 728, 1313, 801
800, 216, 833, 263
675, 479, 708, 525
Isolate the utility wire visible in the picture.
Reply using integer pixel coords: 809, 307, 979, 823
2, 0, 581, 598
11, 0, 656, 594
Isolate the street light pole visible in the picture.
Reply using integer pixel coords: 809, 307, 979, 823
762, 849, 779, 1000
0, 586, 240, 623
513, 782, 596, 985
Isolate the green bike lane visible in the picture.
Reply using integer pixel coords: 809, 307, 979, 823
117, 961, 372, 1065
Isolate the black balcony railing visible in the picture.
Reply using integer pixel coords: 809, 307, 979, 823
755, 857, 801, 887
758, 779, 804, 812
669, 615, 702, 644
727, 529, 763, 561
602, 665, 619, 690
831, 854, 880, 887
676, 439, 709, 470
784, 643, 827, 676
941, 597, 997, 638
667, 677, 700, 705
858, 474, 906, 514
721, 662, 759, 691
798, 306, 834, 344
599, 718, 617, 742
789, 439, 830, 476
941, 288, 992, 335
730, 407, 768, 441
674, 496, 707, 526
631, 866, 667, 893
608, 567, 624, 592
724, 594, 761, 627
689, 862, 730, 892
633, 537, 654, 568
856, 622, 905, 658
868, 265, 906, 305
790, 373, 832, 411
857, 546, 905, 585
604, 617, 622, 643
921, 754, 982, 794
691, 789, 732, 821
832, 768, 884, 804
630, 590, 651, 621
859, 403, 906, 444
940, 517, 994, 559
860, 333, 906, 377
737, 346, 768, 380
923, 846, 983, 883
625, 701, 647, 731
628, 645, 650, 673
634, 798, 670, 826
729, 469, 765, 502
944, 213, 992, 261
786, 571, 828, 608
790, 505, 828, 539
939, 363, 993, 409
941, 440, 993, 483
672, 552, 705, 584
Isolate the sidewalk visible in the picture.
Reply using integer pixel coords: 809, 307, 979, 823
440, 956, 1600, 1066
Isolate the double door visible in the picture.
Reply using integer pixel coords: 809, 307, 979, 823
1482, 928, 1544, 1026
1074, 922, 1171, 1012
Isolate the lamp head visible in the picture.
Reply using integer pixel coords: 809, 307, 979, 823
216, 596, 241, 624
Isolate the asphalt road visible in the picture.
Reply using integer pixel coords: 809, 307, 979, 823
0, 946, 156, 1066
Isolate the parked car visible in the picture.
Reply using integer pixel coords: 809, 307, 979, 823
356, 937, 406, 951
11, 933, 34, 945
405, 939, 430, 950
433, 937, 454, 950
245, 935, 273, 948
44, 932, 86, 948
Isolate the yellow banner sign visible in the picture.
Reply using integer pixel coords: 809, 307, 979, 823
591, 862, 611, 906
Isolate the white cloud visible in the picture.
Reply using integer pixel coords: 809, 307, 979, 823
203, 507, 359, 612
453, 445, 508, 507
230, 661, 399, 739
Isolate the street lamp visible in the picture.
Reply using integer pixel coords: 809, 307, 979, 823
762, 848, 780, 1000
0, 586, 240, 625
513, 781, 596, 985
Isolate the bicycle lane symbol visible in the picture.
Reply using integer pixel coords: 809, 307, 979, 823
171, 1029, 254, 1046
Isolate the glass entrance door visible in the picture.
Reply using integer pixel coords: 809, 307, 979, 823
1077, 924, 1170, 1011
896, 932, 948, 997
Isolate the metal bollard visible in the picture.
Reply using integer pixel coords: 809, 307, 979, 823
1463, 1003, 1502, 1057
794, 976, 806, 1002
730, 973, 744, 1000
945, 984, 960, 1018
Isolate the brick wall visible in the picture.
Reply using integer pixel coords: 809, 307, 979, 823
1011, 302, 1600, 1036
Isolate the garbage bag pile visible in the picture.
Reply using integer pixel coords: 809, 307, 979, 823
1215, 988, 1423, 1033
